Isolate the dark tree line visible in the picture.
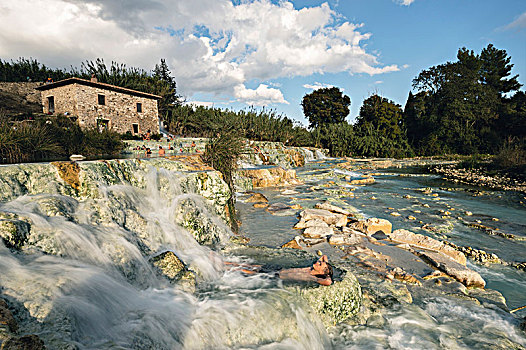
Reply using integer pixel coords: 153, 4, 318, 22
404, 44, 524, 155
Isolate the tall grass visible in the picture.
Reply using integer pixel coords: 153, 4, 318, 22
202, 128, 247, 233
0, 116, 124, 163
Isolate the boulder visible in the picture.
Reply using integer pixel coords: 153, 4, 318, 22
314, 202, 351, 215
150, 251, 196, 292
302, 226, 334, 239
300, 209, 347, 227
388, 229, 466, 265
0, 218, 30, 250
349, 218, 392, 235
293, 218, 329, 229
287, 269, 362, 327
245, 192, 268, 203
420, 251, 485, 288
328, 234, 364, 246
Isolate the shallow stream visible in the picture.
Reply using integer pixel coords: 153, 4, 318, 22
237, 158, 526, 349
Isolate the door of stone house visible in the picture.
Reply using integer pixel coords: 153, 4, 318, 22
47, 96, 54, 114
97, 118, 110, 132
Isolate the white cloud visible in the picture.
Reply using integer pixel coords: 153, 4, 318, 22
395, 0, 416, 6
0, 0, 399, 106
184, 101, 215, 108
303, 82, 336, 90
374, 80, 383, 84
234, 84, 288, 106
503, 12, 526, 31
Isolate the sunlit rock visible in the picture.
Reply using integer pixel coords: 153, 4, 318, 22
388, 229, 466, 265
245, 192, 268, 203
300, 209, 347, 227
420, 251, 485, 288
294, 218, 329, 229
237, 167, 301, 188
349, 218, 392, 235
348, 177, 375, 185
314, 202, 351, 215
303, 226, 334, 239
281, 236, 303, 249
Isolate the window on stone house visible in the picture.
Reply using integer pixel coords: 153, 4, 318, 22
137, 103, 142, 113
98, 94, 105, 105
132, 123, 139, 134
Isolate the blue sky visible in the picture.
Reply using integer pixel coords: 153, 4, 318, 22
216, 0, 526, 123
1, 0, 524, 125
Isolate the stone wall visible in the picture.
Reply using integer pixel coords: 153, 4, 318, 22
40, 83, 160, 134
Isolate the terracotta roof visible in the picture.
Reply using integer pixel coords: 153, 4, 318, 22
35, 77, 162, 99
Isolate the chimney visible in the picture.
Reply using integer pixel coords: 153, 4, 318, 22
91, 74, 98, 83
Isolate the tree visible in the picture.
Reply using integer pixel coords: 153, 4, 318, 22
407, 44, 522, 155
301, 87, 351, 128
153, 58, 182, 115
355, 94, 405, 141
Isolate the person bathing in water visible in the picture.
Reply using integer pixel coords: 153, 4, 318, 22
225, 255, 333, 286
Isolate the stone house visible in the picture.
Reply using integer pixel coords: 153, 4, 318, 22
36, 77, 161, 135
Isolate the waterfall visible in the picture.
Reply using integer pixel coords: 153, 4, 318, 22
314, 149, 326, 160
0, 161, 329, 349
302, 148, 315, 162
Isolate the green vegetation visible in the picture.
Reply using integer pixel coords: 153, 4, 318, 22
166, 105, 313, 147
301, 87, 351, 128
0, 116, 123, 163
405, 44, 523, 156
1, 44, 525, 166
202, 128, 247, 232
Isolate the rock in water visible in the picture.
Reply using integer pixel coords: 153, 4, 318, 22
300, 209, 347, 227
150, 251, 196, 292
294, 218, 329, 229
350, 218, 392, 235
287, 269, 362, 327
420, 251, 485, 288
266, 203, 297, 216
314, 202, 351, 215
388, 229, 466, 265
303, 226, 334, 239
1, 334, 46, 350
0, 216, 30, 250
245, 192, 268, 203
0, 299, 18, 333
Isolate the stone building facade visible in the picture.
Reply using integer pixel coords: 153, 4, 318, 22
36, 78, 161, 135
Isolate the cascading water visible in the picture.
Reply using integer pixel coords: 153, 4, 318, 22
0, 162, 330, 349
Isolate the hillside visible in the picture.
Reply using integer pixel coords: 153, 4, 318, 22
0, 82, 42, 116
